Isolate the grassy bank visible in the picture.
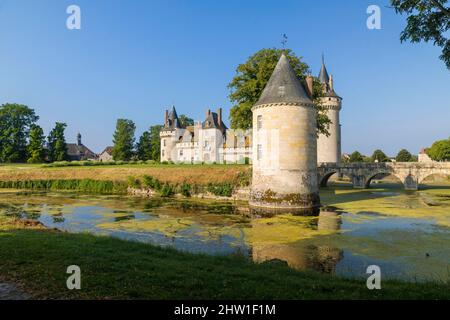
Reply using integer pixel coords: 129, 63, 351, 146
0, 215, 448, 300
0, 163, 251, 186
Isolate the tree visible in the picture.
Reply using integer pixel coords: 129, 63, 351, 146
27, 125, 46, 163
136, 131, 152, 161
0, 103, 38, 163
47, 122, 68, 162
391, 0, 450, 69
149, 125, 163, 161
427, 138, 450, 161
396, 149, 414, 162
112, 119, 136, 161
371, 149, 390, 162
179, 114, 194, 128
228, 48, 331, 134
349, 151, 364, 162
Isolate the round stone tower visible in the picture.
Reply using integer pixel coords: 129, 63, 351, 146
160, 106, 183, 162
250, 54, 320, 212
317, 56, 342, 164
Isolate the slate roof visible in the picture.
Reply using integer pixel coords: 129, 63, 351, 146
254, 54, 312, 107
164, 106, 182, 130
67, 143, 97, 161
100, 146, 113, 155
318, 57, 340, 98
202, 111, 227, 133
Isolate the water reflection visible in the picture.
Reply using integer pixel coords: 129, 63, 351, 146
0, 190, 449, 282
251, 210, 343, 273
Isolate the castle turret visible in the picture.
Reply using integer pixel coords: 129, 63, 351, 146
77, 133, 82, 146
160, 106, 184, 161
317, 55, 342, 164
250, 54, 320, 212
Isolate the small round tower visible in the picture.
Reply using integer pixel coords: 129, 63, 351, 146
317, 56, 342, 164
250, 54, 320, 212
160, 106, 183, 162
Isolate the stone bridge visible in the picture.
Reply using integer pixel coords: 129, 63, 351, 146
318, 162, 450, 190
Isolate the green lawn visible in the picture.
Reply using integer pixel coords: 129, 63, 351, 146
0, 216, 448, 300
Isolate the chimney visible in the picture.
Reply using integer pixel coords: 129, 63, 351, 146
165, 110, 169, 125
217, 108, 222, 125
306, 75, 314, 99
329, 74, 334, 91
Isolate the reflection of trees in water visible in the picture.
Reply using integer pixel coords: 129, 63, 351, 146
0, 203, 42, 220
250, 210, 343, 273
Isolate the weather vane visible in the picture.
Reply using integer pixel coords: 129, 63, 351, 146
281, 34, 288, 49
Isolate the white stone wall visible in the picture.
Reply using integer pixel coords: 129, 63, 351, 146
317, 97, 342, 163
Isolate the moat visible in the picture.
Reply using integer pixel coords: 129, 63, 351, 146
1, 182, 449, 282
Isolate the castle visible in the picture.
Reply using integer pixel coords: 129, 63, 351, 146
160, 56, 342, 166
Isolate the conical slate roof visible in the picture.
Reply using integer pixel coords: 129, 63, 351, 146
165, 106, 182, 129
318, 57, 340, 98
318, 62, 330, 85
254, 54, 312, 107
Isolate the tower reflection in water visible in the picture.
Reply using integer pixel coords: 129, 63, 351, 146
248, 208, 343, 273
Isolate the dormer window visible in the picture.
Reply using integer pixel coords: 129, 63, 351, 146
278, 85, 285, 97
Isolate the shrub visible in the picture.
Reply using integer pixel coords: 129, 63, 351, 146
206, 183, 234, 197
180, 183, 191, 197
160, 183, 175, 197
127, 176, 141, 189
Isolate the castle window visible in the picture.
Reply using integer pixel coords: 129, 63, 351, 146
162, 150, 165, 157
180, 149, 183, 156
257, 144, 263, 160
163, 139, 166, 147
278, 85, 285, 97
257, 115, 262, 130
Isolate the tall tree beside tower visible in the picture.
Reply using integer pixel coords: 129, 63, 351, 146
112, 119, 136, 161
27, 125, 46, 163
136, 130, 152, 161
149, 125, 163, 162
0, 103, 38, 163
47, 122, 68, 162
228, 48, 330, 134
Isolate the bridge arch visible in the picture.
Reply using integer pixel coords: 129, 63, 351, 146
418, 172, 450, 186
319, 170, 352, 188
364, 171, 412, 189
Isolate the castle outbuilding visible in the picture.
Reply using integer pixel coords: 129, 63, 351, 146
249, 54, 320, 211
317, 56, 342, 163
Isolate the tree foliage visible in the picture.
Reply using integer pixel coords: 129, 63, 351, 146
228, 48, 331, 134
396, 148, 414, 162
427, 138, 450, 161
149, 125, 163, 162
371, 149, 390, 162
112, 119, 136, 161
136, 131, 152, 161
178, 115, 194, 128
349, 151, 364, 162
391, 0, 450, 69
0, 103, 38, 163
47, 122, 68, 162
27, 125, 46, 163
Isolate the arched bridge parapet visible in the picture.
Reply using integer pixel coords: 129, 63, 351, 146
317, 162, 450, 191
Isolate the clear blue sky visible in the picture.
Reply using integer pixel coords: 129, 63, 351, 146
0, 0, 449, 155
